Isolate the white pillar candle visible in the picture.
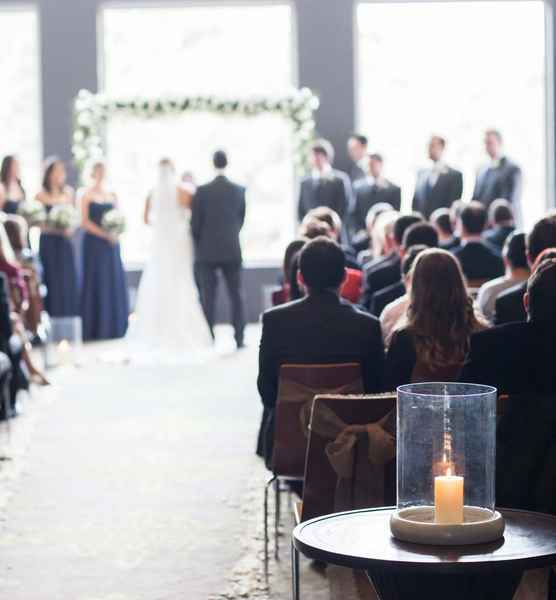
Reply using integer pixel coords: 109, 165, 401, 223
434, 475, 464, 524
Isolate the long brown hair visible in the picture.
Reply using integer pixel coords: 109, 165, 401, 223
405, 248, 484, 368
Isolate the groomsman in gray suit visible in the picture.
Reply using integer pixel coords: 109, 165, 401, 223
192, 150, 246, 349
352, 153, 401, 233
413, 135, 463, 219
298, 139, 353, 239
473, 129, 522, 227
347, 133, 369, 182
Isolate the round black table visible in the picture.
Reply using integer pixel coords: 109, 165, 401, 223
292, 507, 556, 600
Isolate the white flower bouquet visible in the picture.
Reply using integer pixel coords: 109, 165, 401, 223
101, 209, 126, 237
17, 200, 47, 226
47, 204, 80, 232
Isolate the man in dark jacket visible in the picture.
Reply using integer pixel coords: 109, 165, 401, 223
461, 259, 556, 393
473, 129, 522, 227
192, 150, 246, 348
257, 237, 384, 459
494, 214, 556, 325
451, 202, 504, 283
412, 136, 463, 219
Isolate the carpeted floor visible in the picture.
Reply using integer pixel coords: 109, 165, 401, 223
0, 327, 328, 600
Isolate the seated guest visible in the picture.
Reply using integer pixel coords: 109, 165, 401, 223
300, 218, 363, 304
495, 214, 556, 325
257, 237, 385, 461
461, 258, 556, 393
272, 239, 306, 306
451, 202, 504, 283
352, 153, 401, 234
430, 207, 459, 250
483, 199, 515, 252
298, 140, 352, 227
385, 249, 487, 389
301, 206, 360, 269
380, 244, 428, 346
357, 203, 395, 265
369, 222, 438, 316
476, 232, 529, 323
361, 213, 422, 311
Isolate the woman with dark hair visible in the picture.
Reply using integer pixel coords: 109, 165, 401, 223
0, 155, 25, 214
36, 157, 79, 317
385, 248, 487, 389
81, 162, 129, 340
271, 239, 306, 306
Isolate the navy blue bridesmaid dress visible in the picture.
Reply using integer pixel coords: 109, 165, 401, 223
3, 198, 20, 214
81, 201, 129, 340
39, 205, 79, 317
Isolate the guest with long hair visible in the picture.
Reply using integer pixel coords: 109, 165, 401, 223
385, 248, 487, 389
81, 162, 129, 340
0, 155, 25, 214
36, 157, 79, 317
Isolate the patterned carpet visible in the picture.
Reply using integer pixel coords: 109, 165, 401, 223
0, 327, 328, 600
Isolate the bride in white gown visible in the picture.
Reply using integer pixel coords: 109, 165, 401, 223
127, 159, 213, 363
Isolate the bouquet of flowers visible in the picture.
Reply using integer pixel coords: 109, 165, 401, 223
46, 204, 80, 232
17, 200, 47, 226
101, 209, 126, 237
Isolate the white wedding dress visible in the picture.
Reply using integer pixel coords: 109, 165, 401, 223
127, 165, 213, 363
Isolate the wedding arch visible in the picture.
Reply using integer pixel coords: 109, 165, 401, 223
72, 88, 320, 175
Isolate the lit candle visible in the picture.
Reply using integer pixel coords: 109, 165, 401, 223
58, 339, 71, 366
434, 467, 464, 524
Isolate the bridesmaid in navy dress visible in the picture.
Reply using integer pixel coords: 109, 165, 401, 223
36, 158, 79, 317
0, 155, 25, 214
81, 162, 129, 340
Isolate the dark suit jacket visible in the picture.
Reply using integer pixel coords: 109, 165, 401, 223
496, 392, 556, 515
460, 320, 556, 394
350, 163, 366, 183
473, 157, 522, 226
412, 166, 463, 219
494, 281, 527, 325
360, 253, 401, 312
352, 179, 401, 232
191, 175, 246, 264
298, 170, 353, 223
482, 225, 515, 253
258, 291, 384, 413
451, 241, 504, 282
370, 280, 405, 317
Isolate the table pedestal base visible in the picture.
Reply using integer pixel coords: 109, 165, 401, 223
366, 568, 523, 600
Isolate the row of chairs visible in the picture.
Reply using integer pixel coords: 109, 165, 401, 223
263, 363, 556, 599
263, 363, 395, 566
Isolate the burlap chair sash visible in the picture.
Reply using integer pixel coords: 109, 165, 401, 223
271, 374, 363, 477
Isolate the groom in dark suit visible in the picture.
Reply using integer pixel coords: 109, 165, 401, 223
192, 150, 246, 349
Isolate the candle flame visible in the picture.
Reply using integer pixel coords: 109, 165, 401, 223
446, 465, 452, 477
59, 340, 70, 351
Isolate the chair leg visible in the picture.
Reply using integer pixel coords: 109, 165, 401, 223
274, 478, 281, 560
264, 475, 276, 577
291, 539, 300, 600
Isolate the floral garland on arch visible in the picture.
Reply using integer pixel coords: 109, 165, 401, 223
72, 88, 320, 175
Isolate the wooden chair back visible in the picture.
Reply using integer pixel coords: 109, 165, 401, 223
271, 363, 363, 478
301, 393, 396, 522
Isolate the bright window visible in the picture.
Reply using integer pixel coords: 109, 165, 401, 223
357, 1, 546, 229
101, 4, 295, 264
0, 7, 41, 192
